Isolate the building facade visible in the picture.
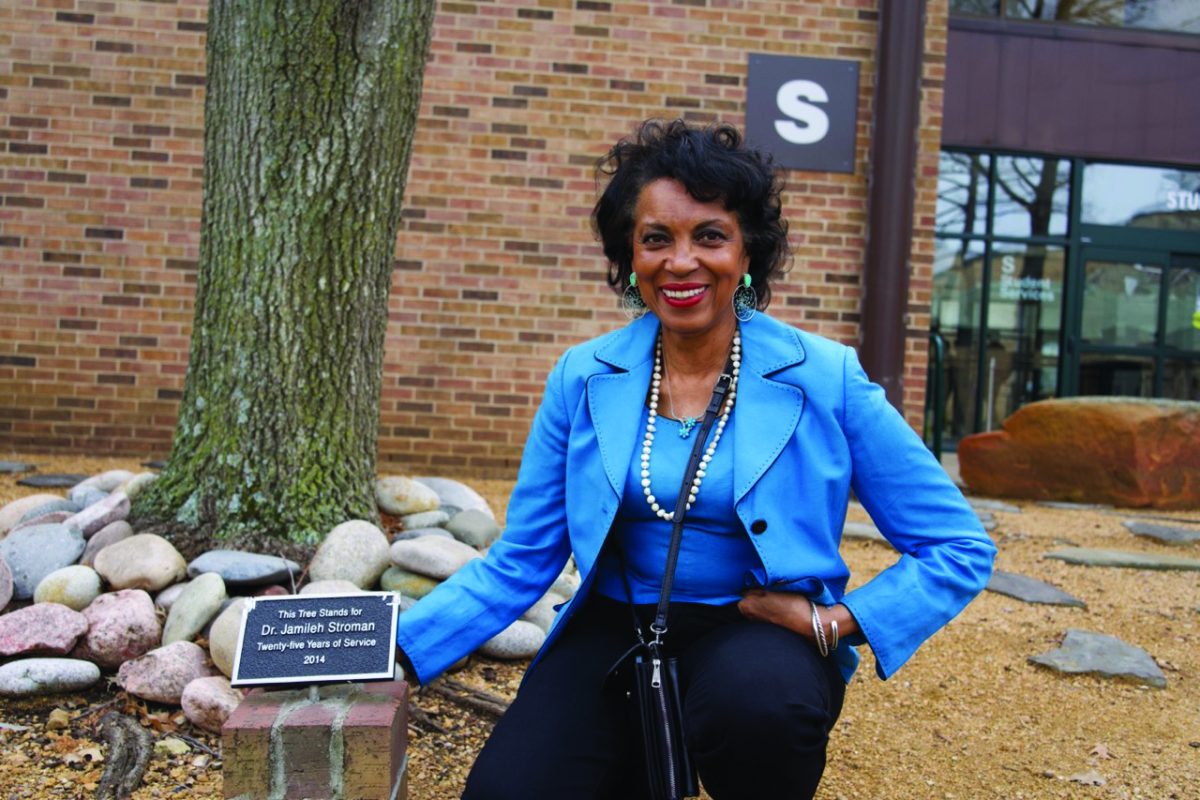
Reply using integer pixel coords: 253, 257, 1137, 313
932, 1, 1200, 447
2, 0, 950, 475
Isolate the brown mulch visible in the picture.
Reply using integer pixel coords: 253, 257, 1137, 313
2, 454, 1199, 799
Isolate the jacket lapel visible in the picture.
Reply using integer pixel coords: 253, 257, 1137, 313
731, 315, 807, 505
587, 315, 658, 499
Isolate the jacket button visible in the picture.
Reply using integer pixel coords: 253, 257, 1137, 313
750, 519, 767, 534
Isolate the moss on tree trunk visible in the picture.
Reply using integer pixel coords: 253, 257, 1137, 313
133, 0, 434, 556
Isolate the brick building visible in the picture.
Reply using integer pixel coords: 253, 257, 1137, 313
15, 1, 1193, 478
2, 0, 942, 475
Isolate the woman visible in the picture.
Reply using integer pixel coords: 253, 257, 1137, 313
395, 120, 996, 799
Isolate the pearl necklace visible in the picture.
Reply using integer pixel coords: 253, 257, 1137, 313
641, 332, 741, 521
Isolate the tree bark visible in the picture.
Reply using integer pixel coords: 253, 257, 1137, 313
133, 0, 434, 555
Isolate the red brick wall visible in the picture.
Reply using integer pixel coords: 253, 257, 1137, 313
0, 0, 945, 477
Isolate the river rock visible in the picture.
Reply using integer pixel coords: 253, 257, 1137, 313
375, 476, 440, 516
63, 491, 129, 538
1029, 628, 1166, 688
115, 471, 158, 500
0, 556, 11, 611
117, 641, 216, 704
94, 533, 187, 592
72, 589, 161, 669
0, 524, 86, 600
67, 486, 108, 510
155, 580, 189, 612
551, 567, 580, 599
17, 474, 88, 489
308, 520, 390, 589
73, 470, 136, 495
390, 536, 480, 580
0, 460, 35, 474
986, 570, 1086, 607
967, 497, 1022, 513
379, 566, 440, 600
181, 676, 242, 734
162, 573, 227, 646
479, 619, 545, 659
843, 520, 885, 542
187, 550, 301, 588
393, 527, 453, 542
16, 499, 78, 523
207, 598, 249, 677
33, 565, 103, 610
11, 511, 74, 533
0, 493, 63, 535
1046, 547, 1200, 571
80, 520, 134, 567
401, 509, 451, 530
0, 658, 100, 697
1122, 519, 1200, 546
446, 509, 502, 549
521, 591, 565, 633
959, 397, 1200, 509
300, 580, 363, 595
414, 477, 495, 518
0, 603, 89, 657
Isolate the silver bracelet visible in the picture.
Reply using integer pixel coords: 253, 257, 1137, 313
829, 618, 839, 652
810, 602, 829, 658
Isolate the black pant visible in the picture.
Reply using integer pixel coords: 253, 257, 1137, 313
462, 595, 846, 800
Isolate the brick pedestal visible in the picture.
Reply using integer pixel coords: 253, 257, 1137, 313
222, 681, 408, 800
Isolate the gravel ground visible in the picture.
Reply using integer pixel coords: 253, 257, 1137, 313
1, 454, 1198, 799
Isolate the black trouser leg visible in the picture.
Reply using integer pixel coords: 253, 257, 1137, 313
678, 620, 845, 800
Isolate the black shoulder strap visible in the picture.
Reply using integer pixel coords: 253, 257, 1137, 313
649, 365, 733, 641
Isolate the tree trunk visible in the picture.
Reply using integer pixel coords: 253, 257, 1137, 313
133, 0, 434, 557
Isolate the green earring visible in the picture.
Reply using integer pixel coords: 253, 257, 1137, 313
733, 274, 757, 322
622, 273, 647, 320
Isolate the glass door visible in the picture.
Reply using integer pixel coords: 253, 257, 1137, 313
1071, 248, 1200, 399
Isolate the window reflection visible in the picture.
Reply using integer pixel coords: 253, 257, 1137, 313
952, 0, 1200, 34
983, 244, 1064, 427
992, 156, 1070, 237
1081, 259, 1162, 347
1164, 266, 1200, 351
936, 152, 990, 236
932, 240, 986, 440
1082, 164, 1200, 229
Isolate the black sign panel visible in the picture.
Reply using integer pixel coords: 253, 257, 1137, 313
745, 53, 860, 174
231, 592, 400, 687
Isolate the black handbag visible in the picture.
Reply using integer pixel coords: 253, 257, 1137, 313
608, 364, 734, 800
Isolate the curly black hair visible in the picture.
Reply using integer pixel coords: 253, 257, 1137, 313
591, 119, 790, 310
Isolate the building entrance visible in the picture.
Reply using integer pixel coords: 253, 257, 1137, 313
931, 155, 1200, 448
1070, 249, 1200, 401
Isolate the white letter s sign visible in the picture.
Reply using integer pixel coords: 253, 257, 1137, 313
774, 79, 830, 145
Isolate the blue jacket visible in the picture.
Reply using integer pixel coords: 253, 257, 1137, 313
395, 313, 996, 684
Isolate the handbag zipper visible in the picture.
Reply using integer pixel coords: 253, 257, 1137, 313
652, 656, 679, 797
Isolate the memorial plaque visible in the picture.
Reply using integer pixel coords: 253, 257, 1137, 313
231, 592, 400, 687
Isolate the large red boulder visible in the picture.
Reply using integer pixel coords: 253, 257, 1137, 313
958, 397, 1200, 509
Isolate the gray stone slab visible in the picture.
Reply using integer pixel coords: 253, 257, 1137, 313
1046, 547, 1200, 572
16, 473, 88, 489
842, 521, 885, 542
967, 498, 1022, 514
986, 570, 1085, 607
1029, 628, 1166, 689
1122, 520, 1200, 546
977, 511, 998, 531
142, 460, 167, 470
0, 461, 35, 474
1037, 500, 1113, 511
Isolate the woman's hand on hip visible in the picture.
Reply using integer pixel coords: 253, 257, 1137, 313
738, 589, 859, 648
